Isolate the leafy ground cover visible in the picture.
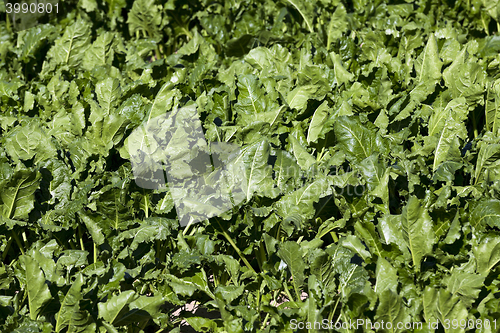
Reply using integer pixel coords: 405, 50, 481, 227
2, 0, 500, 332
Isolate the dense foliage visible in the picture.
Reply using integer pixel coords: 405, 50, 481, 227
2, 0, 500, 332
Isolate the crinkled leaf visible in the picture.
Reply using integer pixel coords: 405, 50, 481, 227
334, 116, 386, 163
1, 168, 40, 220
470, 199, 500, 230
47, 19, 91, 67
473, 234, 500, 274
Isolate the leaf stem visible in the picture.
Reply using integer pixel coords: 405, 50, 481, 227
313, 195, 333, 220
329, 296, 341, 325
472, 109, 478, 139
182, 27, 193, 40
93, 242, 97, 264
255, 242, 266, 272
213, 272, 218, 288
316, 146, 326, 161
285, 0, 314, 33
260, 290, 279, 326
2, 236, 13, 260
182, 219, 193, 236
139, 319, 149, 331
78, 225, 85, 252
155, 47, 160, 61
12, 231, 25, 255
144, 192, 149, 218
261, 312, 270, 329
159, 239, 168, 262
172, 15, 193, 40
215, 218, 256, 274
283, 280, 296, 303
256, 288, 261, 310
6, 12, 11, 33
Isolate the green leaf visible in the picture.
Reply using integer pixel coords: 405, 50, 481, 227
334, 116, 386, 163
82, 32, 116, 71
1, 168, 40, 220
444, 270, 485, 308
20, 25, 54, 61
286, 84, 325, 112
374, 257, 398, 294
431, 100, 468, 171
4, 120, 57, 163
358, 154, 390, 206
164, 274, 197, 297
282, 0, 314, 33
103, 0, 127, 29
78, 212, 105, 246
3, 1, 500, 331
327, 244, 370, 299
306, 101, 330, 144
47, 19, 91, 67
55, 273, 94, 333
233, 139, 272, 202
234, 74, 279, 126
147, 83, 182, 121
273, 149, 300, 193
185, 317, 217, 332
416, 33, 442, 83
214, 285, 244, 304
378, 214, 411, 259
423, 286, 438, 323
277, 241, 305, 299
22, 254, 52, 320
401, 196, 435, 272
118, 217, 176, 252
435, 289, 469, 333
473, 234, 500, 274
288, 133, 316, 170
183, 270, 215, 299
80, 0, 98, 11
275, 178, 330, 221
443, 45, 487, 106
326, 5, 348, 50
98, 290, 136, 324
354, 221, 385, 259
330, 52, 354, 85
485, 79, 500, 135
38, 159, 73, 209
86, 78, 134, 153
375, 290, 409, 329
114, 295, 165, 325
470, 199, 500, 230
127, 0, 164, 39
95, 77, 121, 115
474, 143, 500, 185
